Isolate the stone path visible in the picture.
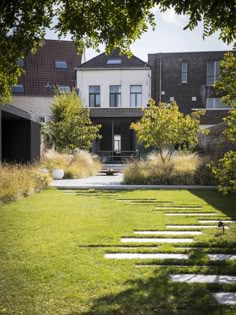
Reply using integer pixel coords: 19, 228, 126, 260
213, 293, 236, 305
105, 253, 189, 259
208, 254, 236, 261
134, 230, 202, 235
170, 274, 236, 284
166, 225, 229, 229
121, 238, 194, 243
165, 213, 217, 216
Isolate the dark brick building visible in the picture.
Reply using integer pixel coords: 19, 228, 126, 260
11, 39, 81, 121
148, 51, 233, 126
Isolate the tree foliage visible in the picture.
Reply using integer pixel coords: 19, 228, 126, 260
130, 100, 205, 163
42, 89, 101, 153
210, 52, 236, 194
211, 151, 236, 195
1, 0, 235, 103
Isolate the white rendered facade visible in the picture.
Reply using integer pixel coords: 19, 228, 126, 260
76, 68, 151, 108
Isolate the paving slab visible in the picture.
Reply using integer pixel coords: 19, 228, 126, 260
134, 230, 202, 235
105, 253, 189, 259
213, 293, 236, 305
170, 274, 236, 284
155, 206, 202, 209
121, 238, 194, 243
208, 254, 236, 261
166, 225, 229, 229
136, 264, 209, 268
199, 220, 236, 223
165, 213, 217, 216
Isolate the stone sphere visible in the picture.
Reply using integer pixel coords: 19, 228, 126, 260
52, 169, 64, 180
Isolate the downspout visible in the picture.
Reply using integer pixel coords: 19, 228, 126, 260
159, 52, 162, 103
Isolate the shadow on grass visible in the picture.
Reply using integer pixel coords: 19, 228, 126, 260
190, 190, 236, 218
70, 270, 224, 315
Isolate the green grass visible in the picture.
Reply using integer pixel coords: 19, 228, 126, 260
0, 189, 235, 314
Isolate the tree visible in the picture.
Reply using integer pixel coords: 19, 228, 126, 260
130, 100, 205, 163
1, 0, 235, 103
42, 89, 101, 153
210, 52, 236, 194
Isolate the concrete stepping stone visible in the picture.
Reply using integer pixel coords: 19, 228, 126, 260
105, 253, 189, 259
199, 220, 236, 223
155, 206, 202, 209
121, 238, 194, 243
134, 230, 202, 235
170, 274, 236, 284
208, 254, 236, 261
165, 213, 217, 216
213, 293, 236, 305
166, 225, 229, 229
117, 198, 157, 201
136, 264, 209, 268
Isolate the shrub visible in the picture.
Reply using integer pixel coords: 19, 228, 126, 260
40, 149, 102, 179
123, 152, 216, 185
210, 151, 236, 194
0, 164, 50, 205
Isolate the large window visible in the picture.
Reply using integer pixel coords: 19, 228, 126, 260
12, 84, 24, 93
58, 85, 71, 93
110, 85, 121, 107
207, 61, 220, 85
181, 62, 188, 83
89, 86, 100, 107
130, 85, 142, 107
55, 60, 68, 69
206, 98, 227, 109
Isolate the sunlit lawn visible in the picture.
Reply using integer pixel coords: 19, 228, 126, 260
0, 189, 235, 314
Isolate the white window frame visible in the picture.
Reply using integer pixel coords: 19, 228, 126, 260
130, 85, 142, 108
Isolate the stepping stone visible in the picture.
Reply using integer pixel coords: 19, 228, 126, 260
121, 238, 194, 243
213, 293, 236, 305
117, 198, 157, 201
134, 230, 202, 235
166, 225, 229, 229
130, 202, 173, 205
199, 220, 236, 223
208, 254, 236, 261
165, 213, 217, 216
105, 253, 189, 259
170, 274, 236, 284
136, 264, 209, 268
155, 206, 202, 209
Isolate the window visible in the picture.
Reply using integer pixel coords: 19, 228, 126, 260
181, 62, 188, 83
170, 97, 175, 102
107, 59, 122, 65
207, 61, 220, 85
110, 85, 121, 107
58, 85, 70, 93
130, 85, 142, 107
114, 135, 121, 153
206, 98, 227, 109
12, 84, 24, 93
89, 86, 100, 107
55, 60, 67, 69
17, 59, 24, 67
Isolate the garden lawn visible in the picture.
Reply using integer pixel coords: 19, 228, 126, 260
0, 189, 235, 315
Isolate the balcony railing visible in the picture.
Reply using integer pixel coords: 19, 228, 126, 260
98, 150, 140, 163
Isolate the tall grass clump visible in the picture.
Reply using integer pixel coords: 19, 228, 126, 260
0, 164, 50, 205
124, 151, 216, 185
40, 149, 102, 179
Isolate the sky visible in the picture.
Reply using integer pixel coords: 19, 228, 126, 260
45, 7, 233, 63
